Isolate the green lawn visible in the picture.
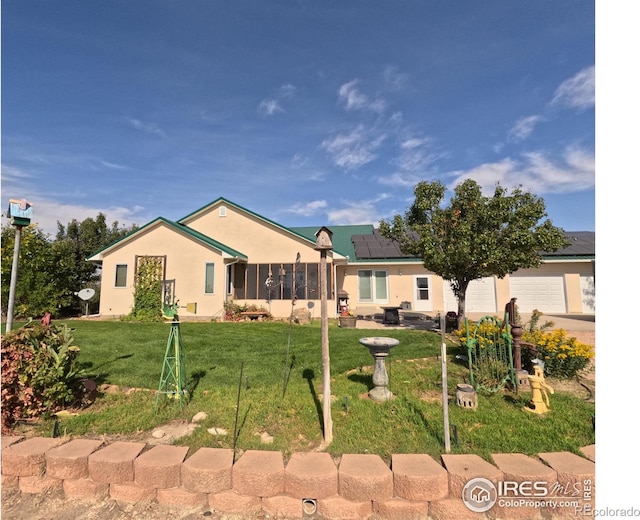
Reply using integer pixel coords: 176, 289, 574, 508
9, 319, 595, 462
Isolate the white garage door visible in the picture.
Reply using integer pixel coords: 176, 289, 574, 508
443, 277, 497, 313
509, 276, 566, 313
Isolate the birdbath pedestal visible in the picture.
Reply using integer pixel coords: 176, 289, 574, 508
359, 337, 400, 402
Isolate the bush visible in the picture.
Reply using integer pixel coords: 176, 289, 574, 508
521, 328, 593, 379
1, 321, 83, 432
223, 300, 271, 321
457, 314, 594, 380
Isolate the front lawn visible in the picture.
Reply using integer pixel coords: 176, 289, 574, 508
7, 319, 595, 462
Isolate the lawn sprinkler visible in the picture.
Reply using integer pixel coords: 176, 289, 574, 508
523, 359, 554, 414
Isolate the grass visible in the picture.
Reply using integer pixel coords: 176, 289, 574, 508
9, 319, 595, 463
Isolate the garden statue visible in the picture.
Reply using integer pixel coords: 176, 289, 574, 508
524, 359, 554, 414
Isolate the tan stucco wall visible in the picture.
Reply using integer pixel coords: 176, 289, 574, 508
98, 222, 226, 318
183, 202, 327, 264
96, 200, 593, 320
337, 260, 593, 318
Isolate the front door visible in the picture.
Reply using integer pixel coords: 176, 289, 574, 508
413, 275, 432, 311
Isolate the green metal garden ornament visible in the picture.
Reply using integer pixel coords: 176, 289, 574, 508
155, 316, 188, 411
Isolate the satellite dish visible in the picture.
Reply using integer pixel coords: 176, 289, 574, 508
77, 288, 96, 301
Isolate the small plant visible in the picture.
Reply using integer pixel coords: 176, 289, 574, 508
1, 321, 84, 432
523, 309, 554, 333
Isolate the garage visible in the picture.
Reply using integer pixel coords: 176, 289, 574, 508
444, 277, 497, 313
509, 275, 567, 313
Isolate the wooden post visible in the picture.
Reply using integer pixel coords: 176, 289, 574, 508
319, 248, 333, 444
315, 226, 334, 446
440, 314, 451, 453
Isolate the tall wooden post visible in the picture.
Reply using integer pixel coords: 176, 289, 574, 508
440, 314, 451, 453
315, 227, 333, 446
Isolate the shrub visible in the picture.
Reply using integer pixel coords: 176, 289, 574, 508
1, 321, 83, 432
521, 328, 593, 379
457, 314, 593, 380
123, 256, 163, 322
223, 300, 271, 321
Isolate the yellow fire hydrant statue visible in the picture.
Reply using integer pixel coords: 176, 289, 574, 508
524, 359, 554, 414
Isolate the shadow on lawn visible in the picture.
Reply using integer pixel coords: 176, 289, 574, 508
302, 368, 325, 437
347, 372, 374, 391
188, 370, 207, 399
76, 353, 136, 386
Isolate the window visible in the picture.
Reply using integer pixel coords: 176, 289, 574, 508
416, 276, 430, 301
233, 262, 332, 301
358, 269, 388, 303
219, 206, 227, 217
115, 264, 128, 287
205, 263, 215, 293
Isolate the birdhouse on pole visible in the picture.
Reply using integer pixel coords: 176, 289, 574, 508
7, 198, 33, 227
314, 226, 333, 251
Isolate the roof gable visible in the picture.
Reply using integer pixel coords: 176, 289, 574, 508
88, 217, 247, 261
179, 197, 347, 258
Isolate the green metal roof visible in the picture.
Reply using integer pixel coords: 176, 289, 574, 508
289, 225, 374, 259
88, 217, 247, 261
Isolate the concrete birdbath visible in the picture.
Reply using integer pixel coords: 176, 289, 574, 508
359, 337, 400, 402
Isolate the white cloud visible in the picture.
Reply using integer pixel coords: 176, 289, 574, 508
337, 79, 386, 114
99, 160, 128, 170
258, 99, 284, 116
321, 124, 385, 170
550, 65, 595, 110
448, 146, 595, 195
258, 83, 297, 116
378, 134, 441, 187
383, 65, 409, 91
327, 194, 390, 225
1, 164, 33, 182
278, 84, 297, 98
286, 200, 327, 217
508, 115, 545, 142
127, 118, 168, 138
377, 171, 423, 188
339, 80, 369, 111
2, 198, 148, 238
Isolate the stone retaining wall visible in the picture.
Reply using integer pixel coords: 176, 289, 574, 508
1, 436, 595, 519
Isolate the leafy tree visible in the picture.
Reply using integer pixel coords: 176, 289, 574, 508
1, 214, 136, 319
378, 179, 568, 324
54, 213, 136, 315
1, 224, 72, 318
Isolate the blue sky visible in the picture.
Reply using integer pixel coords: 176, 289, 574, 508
2, 1, 597, 237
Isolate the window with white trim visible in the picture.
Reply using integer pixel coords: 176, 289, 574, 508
205, 263, 215, 293
357, 269, 388, 303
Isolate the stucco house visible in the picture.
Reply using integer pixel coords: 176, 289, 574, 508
89, 197, 595, 320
